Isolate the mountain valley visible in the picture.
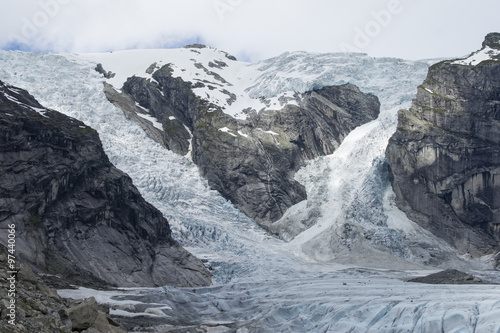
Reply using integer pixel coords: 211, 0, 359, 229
1, 34, 500, 332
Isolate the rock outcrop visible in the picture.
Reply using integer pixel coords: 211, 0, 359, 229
408, 269, 494, 285
0, 244, 126, 332
94, 63, 115, 79
0, 80, 211, 287
386, 33, 500, 267
106, 65, 380, 228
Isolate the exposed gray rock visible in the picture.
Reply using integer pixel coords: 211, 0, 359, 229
0, 244, 72, 332
408, 269, 495, 285
0, 80, 211, 288
0, 242, 128, 332
81, 311, 126, 333
209, 60, 228, 69
94, 63, 115, 79
386, 34, 500, 266
67, 297, 98, 331
120, 68, 196, 156
103, 82, 166, 148
184, 44, 237, 61
184, 44, 207, 49
16, 263, 38, 285
145, 62, 158, 74
483, 32, 500, 50
111, 65, 380, 228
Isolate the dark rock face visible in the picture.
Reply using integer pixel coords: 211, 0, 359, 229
386, 34, 500, 266
483, 32, 500, 50
408, 269, 494, 285
95, 63, 115, 79
0, 80, 211, 287
108, 67, 380, 228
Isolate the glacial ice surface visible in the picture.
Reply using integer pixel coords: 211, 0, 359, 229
1, 50, 499, 332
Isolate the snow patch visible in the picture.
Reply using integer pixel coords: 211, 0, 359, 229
237, 130, 248, 138
218, 126, 237, 137
256, 128, 279, 136
183, 124, 193, 160
452, 47, 500, 66
73, 48, 311, 120
2, 88, 48, 117
136, 112, 163, 131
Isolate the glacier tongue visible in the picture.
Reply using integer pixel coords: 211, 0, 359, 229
1, 49, 499, 332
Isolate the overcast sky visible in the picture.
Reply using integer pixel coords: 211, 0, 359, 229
1, 0, 499, 62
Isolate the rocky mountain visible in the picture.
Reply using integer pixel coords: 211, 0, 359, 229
1, 48, 442, 279
0, 80, 211, 288
386, 33, 500, 267
103, 45, 380, 229
71, 47, 448, 270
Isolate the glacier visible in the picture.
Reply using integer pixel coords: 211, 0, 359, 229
1, 49, 499, 332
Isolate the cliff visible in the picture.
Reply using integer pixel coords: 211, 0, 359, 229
386, 33, 500, 267
0, 80, 211, 288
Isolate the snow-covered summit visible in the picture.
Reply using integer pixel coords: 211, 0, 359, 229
74, 46, 431, 120
75, 45, 293, 119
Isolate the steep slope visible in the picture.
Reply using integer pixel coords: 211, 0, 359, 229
387, 33, 500, 267
99, 45, 380, 227
0, 80, 211, 288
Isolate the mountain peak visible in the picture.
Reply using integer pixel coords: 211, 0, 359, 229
482, 32, 500, 50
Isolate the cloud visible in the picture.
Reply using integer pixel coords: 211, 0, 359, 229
1, 0, 499, 61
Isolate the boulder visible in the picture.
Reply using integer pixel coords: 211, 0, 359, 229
67, 297, 99, 331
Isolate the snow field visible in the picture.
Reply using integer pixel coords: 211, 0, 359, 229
452, 46, 500, 66
75, 47, 296, 119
